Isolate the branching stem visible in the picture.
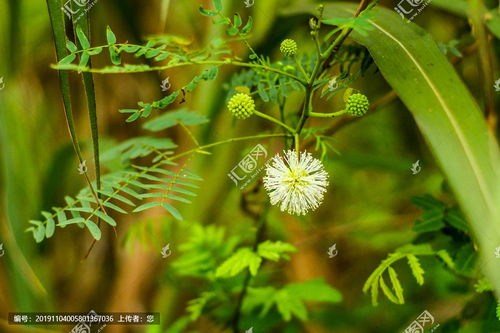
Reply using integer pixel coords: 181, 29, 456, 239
294, 0, 373, 140
255, 111, 296, 134
294, 55, 309, 80
53, 46, 307, 85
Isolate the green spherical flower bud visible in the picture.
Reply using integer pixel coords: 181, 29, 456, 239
228, 93, 255, 120
280, 39, 298, 57
309, 18, 319, 30
345, 93, 369, 117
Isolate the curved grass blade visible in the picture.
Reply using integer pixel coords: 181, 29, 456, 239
46, 0, 84, 161
72, 5, 102, 194
71, 5, 107, 258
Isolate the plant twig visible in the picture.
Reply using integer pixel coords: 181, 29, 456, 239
294, 0, 373, 138
255, 111, 296, 134
53, 55, 307, 85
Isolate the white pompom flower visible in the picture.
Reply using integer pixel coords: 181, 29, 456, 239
263, 150, 329, 216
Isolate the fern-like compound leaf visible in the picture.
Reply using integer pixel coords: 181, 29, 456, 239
215, 248, 262, 278
257, 240, 297, 261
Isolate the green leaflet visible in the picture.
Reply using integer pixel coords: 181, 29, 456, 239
257, 240, 297, 261
455, 243, 478, 276
41, 211, 55, 238
66, 41, 77, 52
388, 267, 404, 304
73, 14, 102, 207
33, 224, 45, 243
379, 276, 399, 304
215, 248, 262, 278
370, 279, 379, 306
242, 279, 342, 322
143, 109, 209, 132
240, 16, 253, 35
212, 0, 222, 11
215, 240, 297, 278
198, 6, 218, 17
161, 203, 183, 220
100, 137, 178, 164
184, 67, 219, 92
119, 68, 217, 122
321, 11, 374, 36
411, 195, 470, 233
172, 224, 240, 277
93, 210, 117, 226
234, 13, 242, 27
75, 26, 90, 49
275, 290, 308, 321
85, 220, 101, 240
406, 255, 425, 286
243, 287, 276, 316
444, 208, 469, 232
285, 278, 342, 303
410, 194, 445, 211
186, 292, 216, 321
412, 208, 446, 232
475, 278, 494, 293
106, 26, 117, 44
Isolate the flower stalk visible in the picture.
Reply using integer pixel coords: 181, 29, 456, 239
309, 110, 347, 118
254, 110, 296, 134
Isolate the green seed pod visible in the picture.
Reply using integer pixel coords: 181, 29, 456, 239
280, 39, 298, 57
227, 93, 255, 120
345, 93, 370, 117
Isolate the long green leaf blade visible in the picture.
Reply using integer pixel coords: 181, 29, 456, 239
46, 0, 83, 162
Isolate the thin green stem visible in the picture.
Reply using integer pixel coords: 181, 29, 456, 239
249, 81, 294, 97
322, 28, 352, 63
243, 40, 262, 65
170, 133, 291, 161
179, 122, 200, 146
254, 111, 296, 134
313, 32, 323, 59
278, 97, 286, 124
309, 110, 347, 118
53, 46, 307, 85
295, 88, 313, 134
323, 27, 342, 44
294, 133, 300, 154
294, 55, 308, 80
321, 0, 372, 72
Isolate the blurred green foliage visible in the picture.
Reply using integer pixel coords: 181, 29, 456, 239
1, 0, 499, 332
